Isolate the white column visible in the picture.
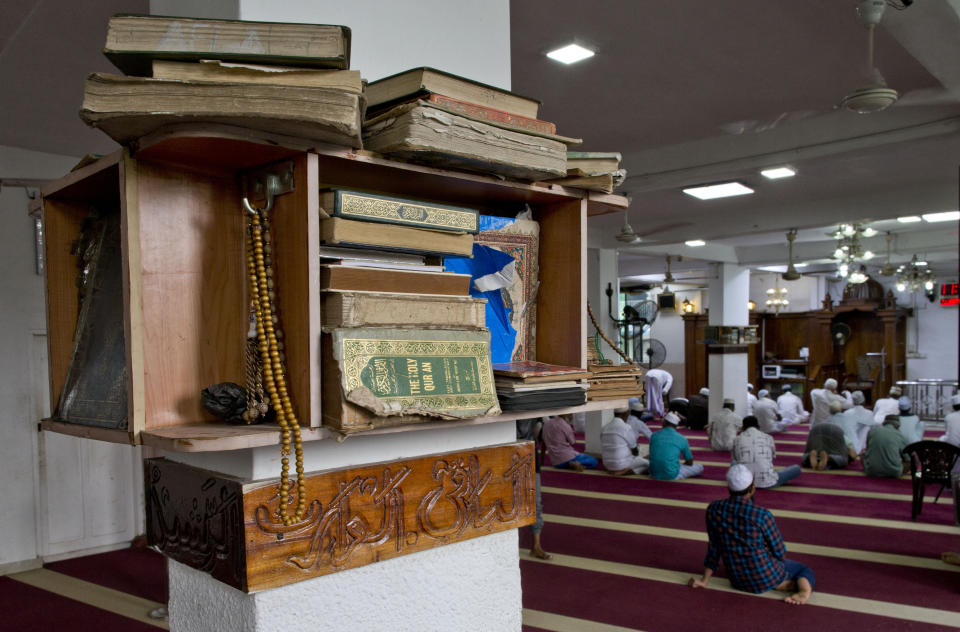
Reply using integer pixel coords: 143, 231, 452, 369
157, 1, 517, 629
583, 248, 619, 453
707, 263, 750, 416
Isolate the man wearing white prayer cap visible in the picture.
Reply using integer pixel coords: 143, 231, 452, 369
941, 394, 960, 448
746, 383, 757, 416
777, 383, 809, 424
688, 465, 816, 604
809, 377, 852, 426
873, 385, 904, 425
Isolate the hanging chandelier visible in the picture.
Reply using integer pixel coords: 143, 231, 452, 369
895, 255, 935, 293
830, 223, 876, 283
766, 285, 788, 313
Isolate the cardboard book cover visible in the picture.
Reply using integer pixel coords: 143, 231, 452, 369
324, 327, 500, 431
321, 291, 486, 329
320, 189, 480, 233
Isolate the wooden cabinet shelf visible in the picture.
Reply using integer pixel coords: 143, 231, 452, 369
40, 126, 625, 450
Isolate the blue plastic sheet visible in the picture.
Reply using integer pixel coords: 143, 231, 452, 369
445, 244, 518, 363
478, 215, 515, 232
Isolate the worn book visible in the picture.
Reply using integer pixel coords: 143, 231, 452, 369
79, 73, 363, 147
321, 265, 471, 296
365, 67, 540, 118
318, 245, 426, 265
151, 60, 363, 93
323, 327, 500, 432
492, 361, 588, 379
320, 189, 479, 233
542, 171, 626, 194
321, 290, 486, 328
422, 94, 556, 134
321, 216, 474, 256
566, 152, 622, 174
104, 14, 351, 76
363, 103, 568, 181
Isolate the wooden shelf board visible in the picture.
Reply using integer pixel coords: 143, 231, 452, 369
138, 399, 628, 452
41, 419, 134, 445
41, 151, 123, 203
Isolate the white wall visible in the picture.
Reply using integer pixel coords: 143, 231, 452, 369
0, 145, 80, 568
905, 295, 959, 380
239, 0, 512, 88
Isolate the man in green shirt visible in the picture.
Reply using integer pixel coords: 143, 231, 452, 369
862, 415, 909, 478
649, 412, 704, 480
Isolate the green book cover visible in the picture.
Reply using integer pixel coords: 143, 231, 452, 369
331, 327, 499, 418
322, 189, 479, 234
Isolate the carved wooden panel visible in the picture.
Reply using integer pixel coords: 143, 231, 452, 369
145, 441, 535, 592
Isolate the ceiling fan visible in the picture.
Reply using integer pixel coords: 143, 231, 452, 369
839, 0, 899, 114
782, 229, 802, 281
879, 232, 897, 276
614, 205, 694, 246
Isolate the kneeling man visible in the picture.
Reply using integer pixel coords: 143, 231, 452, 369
688, 464, 816, 605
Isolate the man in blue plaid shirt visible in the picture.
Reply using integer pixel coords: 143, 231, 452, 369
688, 464, 816, 605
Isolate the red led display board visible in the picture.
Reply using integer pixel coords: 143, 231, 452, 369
941, 283, 959, 306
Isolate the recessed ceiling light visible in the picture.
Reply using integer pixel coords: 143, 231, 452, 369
760, 167, 796, 179
795, 263, 808, 268
685, 239, 706, 247
682, 182, 754, 200
921, 210, 960, 222
897, 215, 922, 223
545, 43, 595, 65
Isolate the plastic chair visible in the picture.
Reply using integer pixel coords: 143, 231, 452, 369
901, 441, 960, 521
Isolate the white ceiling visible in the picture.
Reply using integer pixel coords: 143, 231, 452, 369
1, 0, 957, 281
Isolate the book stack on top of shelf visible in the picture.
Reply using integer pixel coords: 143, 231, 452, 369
542, 152, 627, 194
586, 363, 645, 401
79, 14, 364, 147
361, 67, 580, 182
319, 189, 501, 433
492, 361, 589, 412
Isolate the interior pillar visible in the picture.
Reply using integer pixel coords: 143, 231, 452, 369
707, 263, 750, 416
584, 248, 619, 453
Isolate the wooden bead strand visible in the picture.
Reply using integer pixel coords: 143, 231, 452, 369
244, 204, 306, 525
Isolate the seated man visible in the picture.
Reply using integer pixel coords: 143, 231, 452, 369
776, 384, 809, 424
686, 388, 709, 430
842, 390, 879, 454
626, 402, 654, 440
649, 412, 704, 480
896, 396, 926, 444
542, 414, 597, 471
809, 378, 852, 426
707, 398, 742, 451
755, 389, 793, 434
873, 385, 903, 425
862, 415, 909, 478
601, 408, 650, 476
942, 394, 960, 448
733, 416, 802, 488
688, 464, 815, 605
746, 383, 757, 416
802, 409, 858, 470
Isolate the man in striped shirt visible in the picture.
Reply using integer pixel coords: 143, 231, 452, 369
688, 465, 816, 605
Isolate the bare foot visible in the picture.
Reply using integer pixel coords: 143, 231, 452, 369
784, 578, 813, 605
816, 450, 828, 471
570, 461, 586, 472
942, 552, 960, 566
530, 546, 552, 560
608, 468, 633, 476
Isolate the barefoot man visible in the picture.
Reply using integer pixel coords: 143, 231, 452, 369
688, 464, 815, 605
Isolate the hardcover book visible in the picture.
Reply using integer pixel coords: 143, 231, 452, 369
363, 103, 568, 182
320, 265, 471, 296
151, 60, 363, 93
565, 152, 622, 174
423, 94, 556, 134
492, 361, 588, 378
104, 15, 351, 76
321, 291, 486, 328
80, 73, 363, 147
320, 216, 474, 256
320, 189, 479, 233
365, 67, 540, 118
323, 327, 500, 432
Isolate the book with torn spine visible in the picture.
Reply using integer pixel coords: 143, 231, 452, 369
320, 216, 474, 256
321, 265, 471, 296
422, 94, 556, 134
320, 189, 479, 233
79, 73, 363, 147
363, 103, 568, 182
151, 60, 363, 93
365, 67, 540, 118
321, 290, 486, 329
104, 14, 351, 76
322, 327, 500, 432
542, 152, 627, 193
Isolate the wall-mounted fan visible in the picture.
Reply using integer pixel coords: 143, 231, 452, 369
635, 337, 667, 370
831, 322, 852, 346
624, 300, 658, 328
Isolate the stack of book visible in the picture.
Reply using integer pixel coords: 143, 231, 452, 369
79, 14, 363, 147
361, 67, 579, 182
543, 152, 627, 194
586, 363, 645, 401
319, 189, 502, 432
492, 361, 589, 412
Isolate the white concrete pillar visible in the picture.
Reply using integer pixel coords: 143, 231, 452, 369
583, 248, 619, 453
707, 263, 750, 416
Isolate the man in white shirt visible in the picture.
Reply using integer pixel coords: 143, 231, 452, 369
842, 390, 880, 454
601, 409, 650, 475
896, 396, 926, 445
810, 378, 852, 426
872, 385, 903, 425
746, 383, 757, 417
777, 384, 809, 424
941, 394, 960, 448
707, 398, 742, 451
732, 416, 802, 488
627, 402, 654, 440
645, 368, 673, 417
755, 389, 792, 434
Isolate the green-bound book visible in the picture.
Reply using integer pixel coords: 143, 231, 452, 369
323, 327, 500, 432
319, 189, 479, 234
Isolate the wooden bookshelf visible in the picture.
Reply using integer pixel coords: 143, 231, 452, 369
40, 126, 627, 451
